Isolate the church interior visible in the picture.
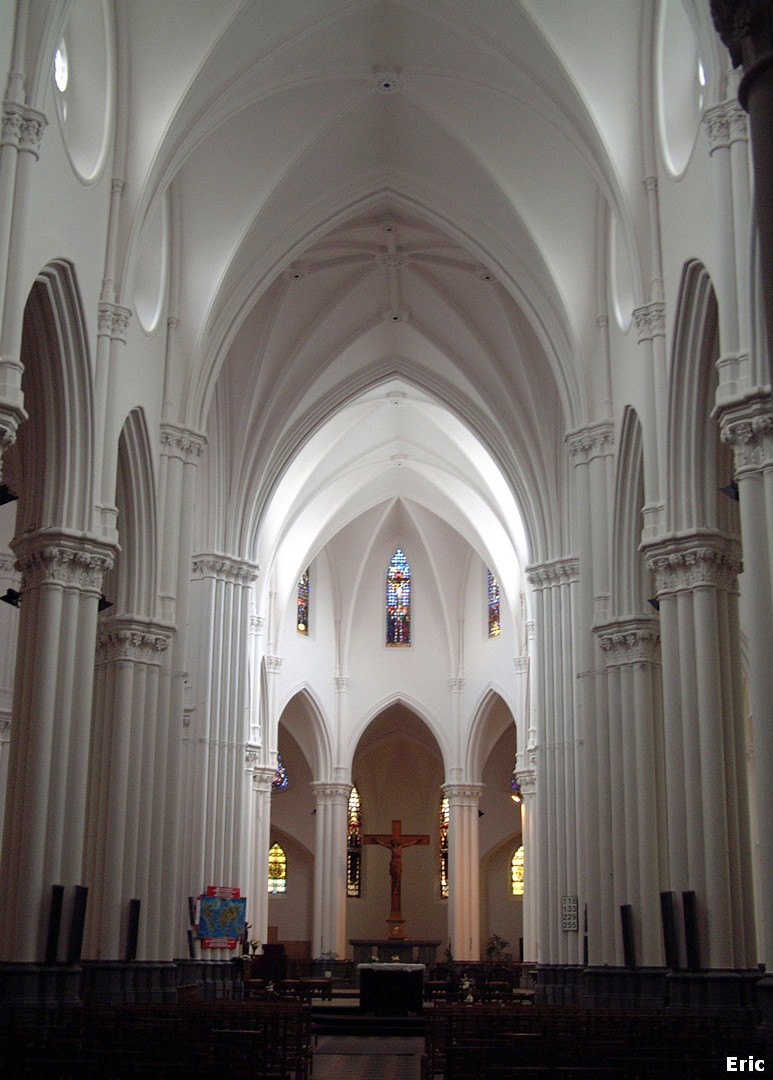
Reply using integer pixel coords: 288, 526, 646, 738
1, 0, 773, 1072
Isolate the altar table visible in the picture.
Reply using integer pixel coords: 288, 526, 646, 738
357, 962, 425, 1015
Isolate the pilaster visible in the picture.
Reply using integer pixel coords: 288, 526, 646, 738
633, 302, 667, 539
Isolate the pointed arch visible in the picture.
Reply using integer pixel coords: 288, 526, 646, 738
611, 407, 648, 616
466, 687, 518, 785
666, 260, 735, 534
11, 261, 95, 535
103, 408, 159, 617
274, 685, 333, 783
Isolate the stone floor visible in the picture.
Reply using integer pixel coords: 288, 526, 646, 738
312, 1035, 424, 1079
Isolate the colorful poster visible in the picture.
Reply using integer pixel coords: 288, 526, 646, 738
198, 893, 246, 949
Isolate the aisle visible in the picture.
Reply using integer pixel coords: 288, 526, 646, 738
312, 1035, 424, 1079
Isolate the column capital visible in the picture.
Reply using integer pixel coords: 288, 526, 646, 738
265, 655, 282, 674
565, 421, 614, 464
632, 302, 666, 343
1, 101, 47, 156
251, 765, 276, 794
159, 422, 207, 462
191, 552, 260, 585
594, 616, 661, 665
97, 302, 132, 343
718, 391, 773, 473
442, 782, 485, 804
525, 557, 579, 588
335, 676, 351, 693
704, 98, 749, 151
449, 677, 465, 693
311, 781, 352, 805
515, 767, 537, 798
644, 532, 742, 595
11, 530, 115, 594
96, 618, 172, 664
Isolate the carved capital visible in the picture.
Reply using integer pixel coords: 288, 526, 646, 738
442, 783, 485, 805
595, 617, 661, 666
526, 557, 579, 589
565, 422, 614, 464
265, 655, 282, 674
514, 656, 529, 676
252, 765, 276, 794
96, 621, 172, 664
160, 423, 207, 462
719, 393, 773, 473
97, 302, 133, 343
191, 553, 259, 585
12, 532, 115, 593
633, 302, 666, 343
704, 99, 749, 151
335, 676, 350, 693
311, 781, 352, 805
515, 767, 537, 798
2, 103, 47, 155
644, 533, 742, 595
449, 677, 465, 694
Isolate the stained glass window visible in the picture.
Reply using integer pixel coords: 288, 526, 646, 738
268, 842, 287, 894
347, 786, 362, 898
272, 754, 288, 791
511, 845, 524, 896
386, 548, 411, 646
487, 570, 501, 637
439, 795, 449, 898
297, 568, 310, 634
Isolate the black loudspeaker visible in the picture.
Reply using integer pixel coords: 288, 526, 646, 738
45, 884, 65, 964
620, 904, 636, 968
66, 885, 88, 964
660, 891, 680, 970
682, 890, 701, 971
125, 898, 141, 962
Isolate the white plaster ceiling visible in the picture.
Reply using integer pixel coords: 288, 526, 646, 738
115, 1, 656, 603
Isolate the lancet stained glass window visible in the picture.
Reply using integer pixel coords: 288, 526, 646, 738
439, 795, 449, 898
268, 842, 287, 894
511, 845, 524, 896
386, 548, 411, 646
297, 568, 310, 634
347, 786, 362, 898
487, 570, 501, 638
272, 754, 288, 790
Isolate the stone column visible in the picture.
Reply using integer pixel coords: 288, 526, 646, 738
711, 0, 773, 385
633, 303, 667, 542
595, 619, 665, 969
719, 395, 773, 981
515, 759, 537, 964
0, 551, 19, 820
0, 531, 114, 962
184, 554, 258, 901
525, 559, 581, 971
84, 620, 172, 960
146, 423, 205, 959
246, 765, 275, 948
443, 783, 484, 962
0, 101, 46, 482
311, 782, 350, 960
644, 533, 756, 979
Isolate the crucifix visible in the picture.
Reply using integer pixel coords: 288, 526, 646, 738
363, 819, 430, 938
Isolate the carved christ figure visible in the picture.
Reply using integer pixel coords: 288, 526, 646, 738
363, 819, 430, 916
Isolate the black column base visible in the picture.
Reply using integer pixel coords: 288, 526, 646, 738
581, 966, 668, 1010
533, 964, 584, 1005
79, 960, 178, 1003
0, 963, 82, 1007
666, 969, 761, 1014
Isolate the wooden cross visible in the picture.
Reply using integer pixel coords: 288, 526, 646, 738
362, 819, 430, 917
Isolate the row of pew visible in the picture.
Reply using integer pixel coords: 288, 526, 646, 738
0, 999, 313, 1079
421, 1002, 764, 1079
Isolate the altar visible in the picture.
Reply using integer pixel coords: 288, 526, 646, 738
350, 939, 440, 966
357, 963, 425, 1016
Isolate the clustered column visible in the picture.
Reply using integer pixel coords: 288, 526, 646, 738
644, 533, 756, 974
525, 559, 581, 970
443, 783, 483, 962
84, 621, 172, 960
0, 532, 114, 961
246, 764, 275, 948
183, 554, 258, 904
311, 782, 351, 960
594, 619, 665, 969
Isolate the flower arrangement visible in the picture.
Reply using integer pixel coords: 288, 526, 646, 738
370, 953, 379, 963
391, 954, 400, 963
460, 974, 475, 1002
